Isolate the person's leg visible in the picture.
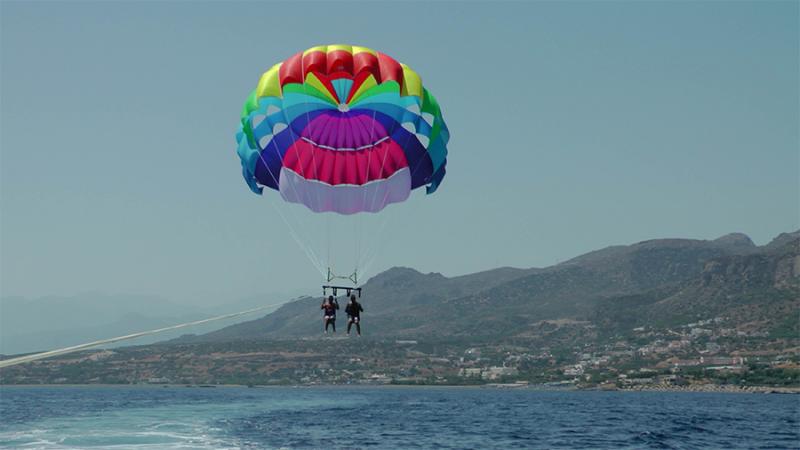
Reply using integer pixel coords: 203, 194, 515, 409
355, 318, 361, 336
324, 318, 329, 333
331, 319, 336, 333
347, 319, 352, 334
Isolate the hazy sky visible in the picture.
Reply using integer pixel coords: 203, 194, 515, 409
2, 1, 798, 305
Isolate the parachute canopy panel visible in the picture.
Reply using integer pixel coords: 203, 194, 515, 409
236, 44, 449, 215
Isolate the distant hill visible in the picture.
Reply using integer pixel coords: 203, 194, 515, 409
594, 236, 799, 334
175, 231, 798, 343
762, 230, 800, 252
172, 265, 542, 342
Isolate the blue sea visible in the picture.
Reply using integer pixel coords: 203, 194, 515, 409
0, 386, 798, 449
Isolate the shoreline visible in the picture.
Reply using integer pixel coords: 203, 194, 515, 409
2, 383, 798, 394
614, 384, 800, 394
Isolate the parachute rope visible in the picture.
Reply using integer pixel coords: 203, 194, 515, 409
298, 55, 339, 281
251, 108, 327, 277
355, 125, 419, 280
326, 212, 332, 277
0, 299, 295, 369
366, 126, 396, 214
268, 197, 326, 276
356, 107, 380, 275
264, 153, 326, 276
357, 212, 393, 281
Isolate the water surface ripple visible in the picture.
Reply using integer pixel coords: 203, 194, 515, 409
1, 386, 797, 449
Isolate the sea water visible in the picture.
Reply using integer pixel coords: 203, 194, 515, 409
0, 385, 797, 449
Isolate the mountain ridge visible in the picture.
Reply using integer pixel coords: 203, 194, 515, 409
173, 230, 798, 343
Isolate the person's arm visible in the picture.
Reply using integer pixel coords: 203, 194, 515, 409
359, 304, 364, 312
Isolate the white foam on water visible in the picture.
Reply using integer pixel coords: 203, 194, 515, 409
0, 419, 244, 449
0, 387, 371, 450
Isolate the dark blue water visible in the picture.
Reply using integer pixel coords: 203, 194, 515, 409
1, 386, 798, 449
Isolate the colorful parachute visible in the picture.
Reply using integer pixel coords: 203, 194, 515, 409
236, 45, 449, 215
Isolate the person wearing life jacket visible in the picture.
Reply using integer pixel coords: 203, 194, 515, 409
321, 295, 339, 334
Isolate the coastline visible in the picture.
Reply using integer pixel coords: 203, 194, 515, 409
2, 382, 799, 394
614, 384, 800, 394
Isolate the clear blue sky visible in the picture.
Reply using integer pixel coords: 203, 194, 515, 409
2, 1, 797, 304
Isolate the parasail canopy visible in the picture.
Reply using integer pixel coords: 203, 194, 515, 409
236, 44, 449, 215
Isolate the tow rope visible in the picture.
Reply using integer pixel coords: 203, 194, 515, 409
0, 299, 294, 369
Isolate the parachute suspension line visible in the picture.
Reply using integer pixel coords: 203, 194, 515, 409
360, 113, 440, 279
357, 188, 393, 280
357, 212, 392, 282
254, 93, 329, 277
357, 120, 418, 279
354, 213, 362, 283
253, 133, 326, 277
326, 212, 331, 279
0, 300, 294, 369
262, 174, 325, 276
367, 113, 418, 214
366, 132, 393, 215
360, 117, 440, 278
344, 106, 379, 283
269, 198, 325, 277
297, 57, 326, 279
271, 198, 325, 277
352, 123, 400, 282
349, 120, 399, 282
300, 56, 336, 284
350, 103, 376, 278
